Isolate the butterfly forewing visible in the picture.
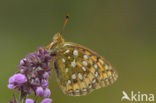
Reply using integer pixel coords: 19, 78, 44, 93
54, 42, 118, 96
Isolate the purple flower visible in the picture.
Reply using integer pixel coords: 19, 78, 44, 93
41, 79, 48, 88
43, 72, 49, 79
41, 98, 52, 103
25, 99, 34, 103
36, 87, 44, 96
20, 58, 26, 65
8, 73, 27, 89
8, 84, 16, 89
44, 88, 51, 98
13, 74, 27, 84
9, 76, 15, 84
8, 47, 53, 102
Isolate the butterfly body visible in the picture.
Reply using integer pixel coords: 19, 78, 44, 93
49, 33, 118, 96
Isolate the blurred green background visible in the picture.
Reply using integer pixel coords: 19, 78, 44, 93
0, 0, 156, 103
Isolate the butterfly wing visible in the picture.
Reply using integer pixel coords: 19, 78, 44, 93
54, 42, 118, 96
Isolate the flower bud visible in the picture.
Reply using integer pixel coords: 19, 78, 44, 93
41, 98, 52, 103
44, 88, 51, 98
9, 76, 15, 84
13, 73, 27, 84
41, 79, 48, 87
8, 84, 15, 89
43, 72, 49, 79
36, 87, 44, 96
25, 98, 34, 103
20, 58, 26, 65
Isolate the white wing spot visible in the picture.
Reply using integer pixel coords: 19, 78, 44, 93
112, 72, 115, 77
105, 79, 109, 82
82, 67, 86, 71
75, 89, 80, 93
69, 89, 73, 93
63, 44, 71, 47
109, 76, 112, 80
89, 84, 92, 88
73, 50, 78, 56
71, 60, 76, 67
92, 78, 96, 83
94, 64, 98, 69
82, 88, 87, 92
65, 68, 69, 72
67, 80, 71, 85
62, 58, 65, 63
105, 65, 109, 70
82, 61, 88, 66
68, 56, 71, 59
83, 55, 88, 59
72, 74, 76, 79
64, 49, 70, 54
78, 73, 83, 80
94, 72, 98, 77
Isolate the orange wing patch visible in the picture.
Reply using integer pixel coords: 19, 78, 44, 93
54, 42, 118, 96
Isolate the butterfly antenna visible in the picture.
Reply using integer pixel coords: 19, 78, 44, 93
45, 14, 70, 49
61, 14, 70, 34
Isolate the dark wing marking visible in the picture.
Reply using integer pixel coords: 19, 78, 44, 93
54, 42, 118, 96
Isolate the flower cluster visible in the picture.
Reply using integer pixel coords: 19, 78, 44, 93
8, 47, 53, 103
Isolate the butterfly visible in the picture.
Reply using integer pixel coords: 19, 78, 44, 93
47, 32, 118, 96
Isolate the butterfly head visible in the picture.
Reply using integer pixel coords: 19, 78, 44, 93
47, 32, 64, 55
53, 32, 64, 43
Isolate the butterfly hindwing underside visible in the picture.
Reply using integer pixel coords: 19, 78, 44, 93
49, 33, 118, 96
